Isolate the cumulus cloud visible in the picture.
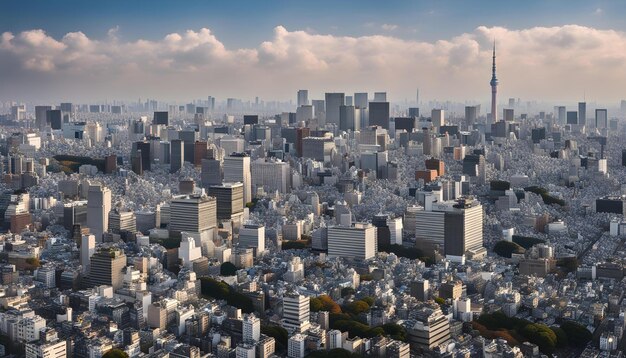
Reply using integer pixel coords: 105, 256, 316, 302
1, 24, 626, 102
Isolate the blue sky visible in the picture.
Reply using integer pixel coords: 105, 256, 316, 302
1, 0, 621, 46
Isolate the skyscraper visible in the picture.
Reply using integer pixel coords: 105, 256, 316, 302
169, 194, 217, 235
223, 153, 252, 205
208, 182, 244, 220
324, 93, 345, 126
87, 185, 112, 242
170, 139, 184, 173
369, 102, 390, 129
297, 90, 309, 106
281, 293, 311, 333
578, 102, 586, 126
80, 234, 95, 274
489, 41, 499, 126
89, 248, 126, 290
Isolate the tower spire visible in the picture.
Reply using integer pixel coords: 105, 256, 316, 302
489, 39, 499, 126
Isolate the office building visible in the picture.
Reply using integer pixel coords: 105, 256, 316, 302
354, 92, 368, 109
87, 185, 112, 241
369, 102, 390, 129
325, 93, 345, 125
413, 198, 484, 261
596, 109, 608, 129
339, 105, 357, 131
47, 109, 63, 130
431, 109, 444, 129
566, 111, 578, 125
578, 102, 586, 126
89, 248, 126, 290
282, 293, 310, 333
35, 105, 52, 130
297, 90, 309, 106
153, 111, 168, 125
201, 158, 223, 187
223, 153, 252, 205
503, 108, 514, 122
80, 234, 96, 274
251, 158, 290, 194
327, 223, 377, 260
108, 209, 136, 234
410, 279, 430, 301
302, 137, 335, 162
373, 92, 387, 102
408, 307, 451, 351
170, 139, 184, 173
208, 182, 244, 220
464, 106, 477, 127
169, 194, 217, 235
238, 223, 265, 255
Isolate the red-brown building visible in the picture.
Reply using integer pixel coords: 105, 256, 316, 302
415, 170, 438, 183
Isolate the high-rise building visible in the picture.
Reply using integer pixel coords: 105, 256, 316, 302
243, 314, 261, 343
431, 109, 445, 129
87, 185, 112, 241
596, 109, 608, 129
410, 279, 430, 301
47, 109, 63, 130
169, 194, 217, 235
369, 102, 390, 129
224, 153, 252, 205
201, 158, 223, 188
89, 248, 126, 290
281, 293, 310, 333
302, 137, 335, 162
250, 158, 290, 194
208, 182, 244, 220
153, 111, 168, 125
238, 223, 265, 255
354, 92, 368, 109
170, 139, 184, 173
339, 105, 357, 131
578, 102, 586, 126
408, 307, 451, 351
503, 108, 514, 122
297, 90, 309, 106
108, 209, 136, 234
325, 93, 345, 125
35, 105, 52, 130
327, 223, 377, 260
373, 92, 387, 102
566, 111, 578, 125
464, 106, 477, 127
489, 41, 499, 126
413, 198, 484, 261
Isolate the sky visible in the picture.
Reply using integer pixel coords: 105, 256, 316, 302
2, 0, 626, 104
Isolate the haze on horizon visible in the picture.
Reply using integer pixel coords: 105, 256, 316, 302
2, 0, 626, 104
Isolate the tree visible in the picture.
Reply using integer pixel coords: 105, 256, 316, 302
102, 349, 129, 358
551, 326, 568, 348
520, 323, 557, 354
220, 262, 238, 276
344, 300, 370, 315
560, 321, 592, 348
493, 240, 525, 258
341, 287, 356, 297
261, 325, 288, 352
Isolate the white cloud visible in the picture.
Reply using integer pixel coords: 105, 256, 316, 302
1, 24, 626, 102
381, 24, 398, 31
